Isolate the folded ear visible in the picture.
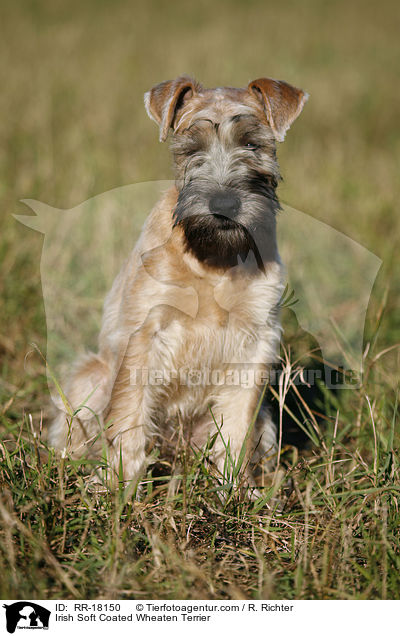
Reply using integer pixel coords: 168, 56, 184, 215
144, 76, 202, 142
248, 78, 308, 142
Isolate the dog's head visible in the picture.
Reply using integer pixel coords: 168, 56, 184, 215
145, 76, 308, 270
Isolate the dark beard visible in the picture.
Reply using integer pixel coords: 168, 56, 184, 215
175, 212, 278, 272
173, 174, 279, 271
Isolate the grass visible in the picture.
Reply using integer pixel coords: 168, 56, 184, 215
1, 377, 399, 599
0, 0, 399, 599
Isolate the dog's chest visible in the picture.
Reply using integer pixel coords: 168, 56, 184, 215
153, 262, 283, 367
150, 265, 282, 422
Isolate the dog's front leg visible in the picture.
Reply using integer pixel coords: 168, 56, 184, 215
103, 326, 158, 488
210, 380, 276, 483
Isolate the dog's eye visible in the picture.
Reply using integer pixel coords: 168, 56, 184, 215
244, 143, 259, 151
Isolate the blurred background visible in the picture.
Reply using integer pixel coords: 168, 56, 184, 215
0, 0, 399, 400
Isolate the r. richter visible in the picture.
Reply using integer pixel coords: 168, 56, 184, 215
261, 604, 294, 611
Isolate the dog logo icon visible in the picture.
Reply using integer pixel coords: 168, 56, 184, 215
3, 602, 50, 634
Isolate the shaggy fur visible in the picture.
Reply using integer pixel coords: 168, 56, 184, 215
49, 76, 307, 489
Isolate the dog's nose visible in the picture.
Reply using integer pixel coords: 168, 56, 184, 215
209, 191, 241, 217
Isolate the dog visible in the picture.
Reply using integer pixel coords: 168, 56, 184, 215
49, 76, 308, 491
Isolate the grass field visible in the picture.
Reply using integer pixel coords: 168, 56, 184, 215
0, 0, 399, 599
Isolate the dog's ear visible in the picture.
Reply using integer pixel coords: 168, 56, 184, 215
144, 76, 201, 142
248, 78, 308, 142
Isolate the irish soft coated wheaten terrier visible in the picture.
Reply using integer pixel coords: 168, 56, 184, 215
49, 75, 308, 491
